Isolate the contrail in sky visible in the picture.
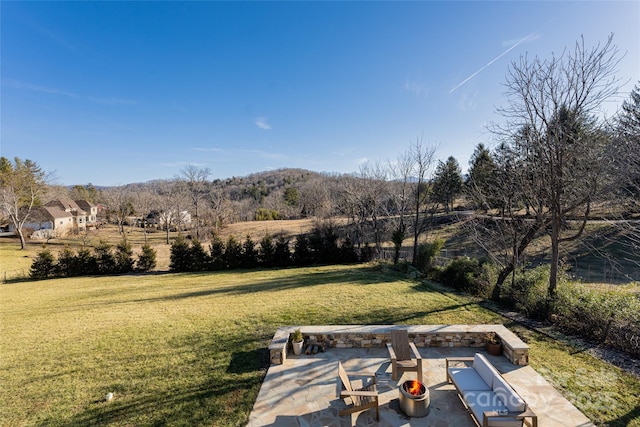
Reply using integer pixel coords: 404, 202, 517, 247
449, 31, 536, 93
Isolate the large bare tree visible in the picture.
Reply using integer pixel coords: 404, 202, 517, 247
408, 138, 438, 265
494, 35, 622, 310
180, 165, 211, 240
387, 150, 414, 264
101, 186, 135, 238
0, 157, 50, 249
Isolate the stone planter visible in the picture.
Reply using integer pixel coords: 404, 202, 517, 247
292, 340, 304, 356
486, 342, 502, 356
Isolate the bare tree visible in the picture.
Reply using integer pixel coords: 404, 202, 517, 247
408, 138, 438, 265
180, 165, 211, 240
155, 180, 188, 244
494, 35, 622, 310
132, 189, 158, 244
387, 150, 413, 264
338, 162, 389, 253
299, 175, 333, 218
0, 157, 51, 249
102, 186, 135, 238
208, 186, 233, 230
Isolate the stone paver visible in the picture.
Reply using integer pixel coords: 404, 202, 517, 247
248, 347, 594, 427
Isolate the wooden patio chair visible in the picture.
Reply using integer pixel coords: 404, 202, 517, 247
337, 362, 379, 421
386, 329, 424, 383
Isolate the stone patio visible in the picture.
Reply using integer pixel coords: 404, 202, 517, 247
248, 327, 595, 427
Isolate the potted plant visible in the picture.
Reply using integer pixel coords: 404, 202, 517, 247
291, 328, 304, 356
485, 332, 502, 356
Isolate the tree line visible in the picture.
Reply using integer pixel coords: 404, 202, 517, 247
30, 241, 157, 279
168, 225, 362, 273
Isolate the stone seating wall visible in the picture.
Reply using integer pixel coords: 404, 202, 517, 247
269, 325, 529, 366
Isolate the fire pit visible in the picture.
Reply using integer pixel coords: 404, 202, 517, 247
398, 379, 430, 418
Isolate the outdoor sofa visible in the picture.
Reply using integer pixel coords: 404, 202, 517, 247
446, 353, 537, 427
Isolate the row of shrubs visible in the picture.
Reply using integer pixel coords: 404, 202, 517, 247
30, 241, 157, 279
169, 228, 365, 272
426, 255, 640, 357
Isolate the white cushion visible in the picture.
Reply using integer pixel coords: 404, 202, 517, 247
473, 353, 500, 387
448, 367, 492, 391
462, 391, 524, 427
492, 374, 526, 412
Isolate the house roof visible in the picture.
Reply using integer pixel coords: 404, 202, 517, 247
45, 198, 87, 215
31, 206, 73, 221
75, 199, 96, 211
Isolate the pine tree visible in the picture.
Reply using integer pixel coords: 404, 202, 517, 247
30, 248, 56, 279
137, 244, 157, 272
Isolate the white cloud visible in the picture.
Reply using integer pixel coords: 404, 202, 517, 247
255, 117, 271, 130
4, 79, 137, 105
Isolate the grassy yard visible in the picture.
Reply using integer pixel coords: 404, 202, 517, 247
1, 264, 639, 426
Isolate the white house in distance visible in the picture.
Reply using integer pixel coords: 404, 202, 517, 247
18, 199, 98, 236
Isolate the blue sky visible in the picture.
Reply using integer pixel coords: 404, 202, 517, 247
2, 1, 638, 186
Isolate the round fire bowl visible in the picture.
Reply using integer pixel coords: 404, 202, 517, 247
398, 380, 430, 418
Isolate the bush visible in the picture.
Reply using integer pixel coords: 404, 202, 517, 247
439, 257, 483, 292
137, 244, 157, 272
502, 265, 549, 317
30, 248, 56, 279
255, 208, 280, 221
554, 282, 640, 356
414, 239, 444, 273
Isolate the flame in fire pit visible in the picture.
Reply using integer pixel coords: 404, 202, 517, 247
404, 380, 424, 396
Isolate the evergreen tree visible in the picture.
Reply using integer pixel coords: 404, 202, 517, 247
30, 248, 56, 279
339, 237, 359, 264
95, 240, 117, 275
465, 143, 498, 211
137, 244, 157, 272
615, 82, 640, 199
258, 234, 275, 267
293, 235, 312, 266
208, 234, 226, 270
76, 247, 98, 275
56, 246, 77, 277
431, 156, 463, 213
189, 238, 210, 271
224, 235, 243, 269
169, 235, 191, 272
242, 235, 258, 268
274, 236, 291, 267
115, 240, 134, 273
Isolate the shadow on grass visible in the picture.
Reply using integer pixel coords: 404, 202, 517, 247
227, 348, 270, 374
128, 266, 399, 303
607, 405, 640, 427
43, 375, 260, 427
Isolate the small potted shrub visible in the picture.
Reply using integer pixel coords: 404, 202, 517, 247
291, 328, 304, 356
485, 332, 502, 356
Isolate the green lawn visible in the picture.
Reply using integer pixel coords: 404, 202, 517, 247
1, 264, 638, 426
